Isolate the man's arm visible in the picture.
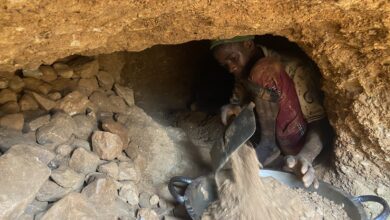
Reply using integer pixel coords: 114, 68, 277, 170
297, 119, 325, 163
285, 118, 328, 188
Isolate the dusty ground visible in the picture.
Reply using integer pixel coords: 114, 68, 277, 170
0, 0, 389, 216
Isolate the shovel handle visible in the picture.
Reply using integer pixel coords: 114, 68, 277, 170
353, 195, 390, 220
168, 176, 193, 204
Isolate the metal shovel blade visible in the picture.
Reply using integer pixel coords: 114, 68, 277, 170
210, 102, 256, 172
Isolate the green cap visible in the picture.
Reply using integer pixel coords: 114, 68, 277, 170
210, 35, 255, 50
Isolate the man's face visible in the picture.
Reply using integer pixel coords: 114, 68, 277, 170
213, 41, 254, 78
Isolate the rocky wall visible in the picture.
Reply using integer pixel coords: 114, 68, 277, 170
0, 0, 389, 209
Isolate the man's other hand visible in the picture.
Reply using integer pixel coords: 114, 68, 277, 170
283, 155, 319, 189
221, 104, 242, 125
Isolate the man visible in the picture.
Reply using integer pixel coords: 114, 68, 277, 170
211, 36, 329, 188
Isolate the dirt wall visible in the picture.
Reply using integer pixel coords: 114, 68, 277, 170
0, 0, 389, 207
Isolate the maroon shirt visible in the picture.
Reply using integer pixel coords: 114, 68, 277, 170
249, 57, 307, 155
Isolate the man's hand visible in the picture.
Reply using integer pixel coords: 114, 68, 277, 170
221, 104, 242, 125
283, 155, 319, 189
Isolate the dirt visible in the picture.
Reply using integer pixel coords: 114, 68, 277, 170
264, 177, 351, 220
294, 188, 350, 220
201, 144, 351, 220
201, 144, 305, 220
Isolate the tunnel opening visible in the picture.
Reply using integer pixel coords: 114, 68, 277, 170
0, 34, 386, 220
122, 35, 335, 169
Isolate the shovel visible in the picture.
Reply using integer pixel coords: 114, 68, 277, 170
168, 102, 256, 220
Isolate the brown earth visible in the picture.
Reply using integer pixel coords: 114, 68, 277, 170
0, 0, 389, 214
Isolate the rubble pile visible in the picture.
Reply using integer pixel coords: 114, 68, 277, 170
0, 56, 188, 220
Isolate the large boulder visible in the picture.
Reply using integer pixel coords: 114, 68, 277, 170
36, 180, 73, 202
6, 144, 55, 165
72, 114, 97, 140
0, 150, 50, 220
69, 147, 100, 174
92, 131, 123, 160
0, 128, 36, 152
0, 113, 24, 130
41, 193, 97, 220
55, 91, 90, 116
36, 112, 76, 145
51, 166, 85, 189
114, 83, 135, 107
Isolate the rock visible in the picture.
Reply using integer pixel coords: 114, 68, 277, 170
0, 101, 20, 114
89, 91, 112, 112
23, 69, 43, 79
53, 63, 74, 79
7, 144, 55, 165
85, 172, 106, 185
92, 131, 123, 160
163, 216, 184, 220
0, 78, 9, 89
73, 59, 99, 79
55, 144, 73, 157
27, 114, 50, 131
24, 199, 48, 216
118, 152, 132, 162
98, 162, 119, 179
22, 109, 47, 121
82, 174, 134, 219
97, 53, 126, 83
158, 199, 167, 209
36, 112, 76, 145
71, 138, 91, 151
0, 89, 17, 105
81, 177, 118, 202
47, 92, 62, 101
36, 180, 73, 202
118, 161, 139, 181
78, 77, 99, 96
55, 91, 89, 116
0, 113, 24, 130
35, 212, 45, 220
72, 114, 97, 140
0, 150, 50, 220
97, 111, 114, 121
50, 78, 78, 93
23, 77, 43, 92
110, 95, 128, 114
39, 65, 57, 82
16, 213, 34, 220
51, 166, 85, 189
8, 75, 25, 92
41, 193, 97, 220
138, 192, 151, 208
137, 208, 159, 220
37, 82, 52, 95
114, 84, 135, 106
19, 94, 39, 111
149, 194, 159, 206
0, 128, 36, 152
115, 113, 129, 124
32, 92, 56, 111
96, 70, 114, 90
119, 181, 139, 206
114, 199, 137, 220
0, 71, 14, 79
102, 120, 129, 149
69, 147, 100, 174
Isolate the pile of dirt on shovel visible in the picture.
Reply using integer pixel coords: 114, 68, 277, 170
201, 144, 350, 220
